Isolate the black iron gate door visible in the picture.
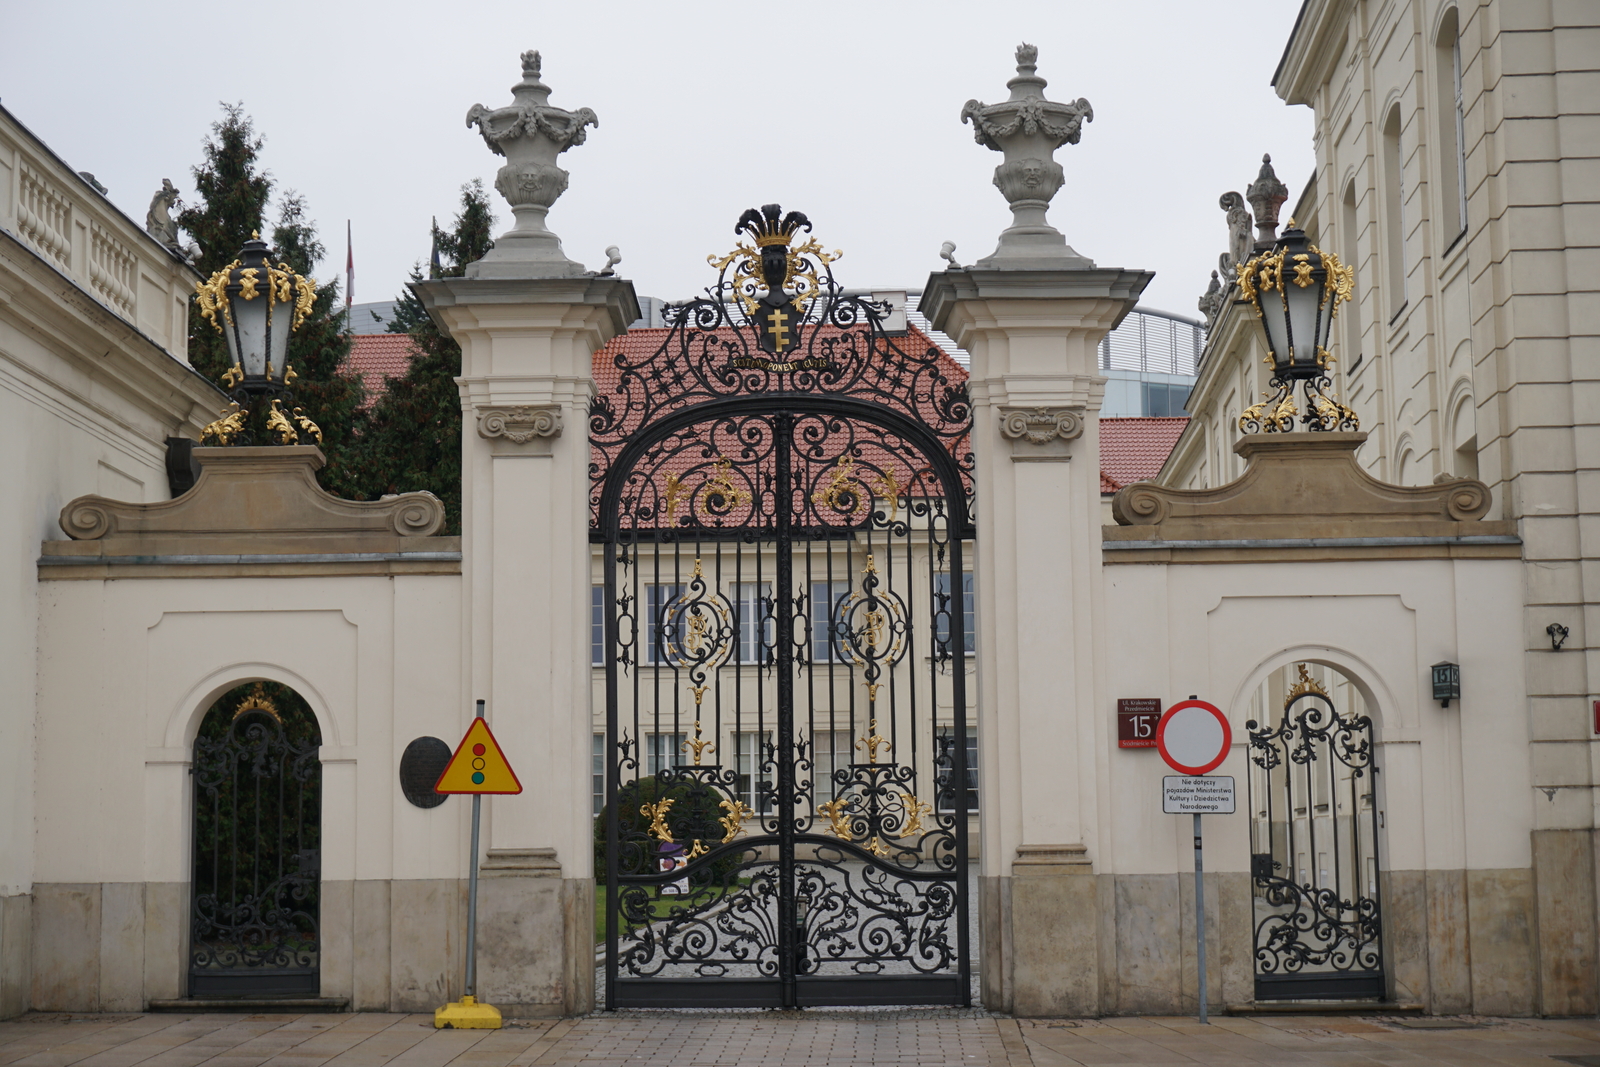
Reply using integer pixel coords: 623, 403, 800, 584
190, 681, 322, 997
592, 206, 975, 1009
1246, 664, 1384, 1000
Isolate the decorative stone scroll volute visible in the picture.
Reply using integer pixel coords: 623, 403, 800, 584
53, 446, 445, 555
465, 50, 598, 277
960, 44, 1095, 269
1107, 432, 1510, 544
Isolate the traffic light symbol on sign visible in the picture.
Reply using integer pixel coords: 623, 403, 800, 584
434, 718, 522, 795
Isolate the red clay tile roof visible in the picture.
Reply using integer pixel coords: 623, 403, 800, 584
1099, 417, 1189, 493
345, 333, 419, 407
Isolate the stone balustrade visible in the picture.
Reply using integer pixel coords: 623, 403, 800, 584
0, 103, 195, 362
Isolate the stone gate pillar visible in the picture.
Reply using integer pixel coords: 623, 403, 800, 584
922, 44, 1151, 1016
415, 50, 638, 1016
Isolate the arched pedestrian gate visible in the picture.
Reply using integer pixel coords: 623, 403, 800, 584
189, 681, 322, 997
1247, 665, 1384, 1000
591, 206, 975, 1009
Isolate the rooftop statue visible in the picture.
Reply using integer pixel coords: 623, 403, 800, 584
463, 50, 599, 277
958, 43, 1095, 269
1218, 190, 1253, 281
145, 178, 181, 250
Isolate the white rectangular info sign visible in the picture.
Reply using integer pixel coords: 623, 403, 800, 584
1162, 775, 1236, 814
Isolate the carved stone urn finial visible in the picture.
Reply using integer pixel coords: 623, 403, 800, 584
1246, 154, 1289, 248
464, 49, 598, 277
959, 43, 1095, 269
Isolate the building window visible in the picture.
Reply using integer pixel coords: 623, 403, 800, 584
810, 728, 855, 799
732, 582, 774, 664
1382, 104, 1407, 315
809, 581, 851, 663
591, 585, 605, 666
734, 731, 773, 813
933, 572, 975, 657
1435, 8, 1469, 239
646, 732, 686, 777
936, 725, 979, 812
1140, 381, 1189, 417
1341, 181, 1364, 369
592, 733, 605, 816
643, 584, 684, 665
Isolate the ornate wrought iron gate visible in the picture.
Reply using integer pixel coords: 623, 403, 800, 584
189, 682, 322, 997
593, 206, 975, 1009
1246, 665, 1384, 1000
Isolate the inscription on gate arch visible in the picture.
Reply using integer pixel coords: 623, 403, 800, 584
591, 205, 976, 1009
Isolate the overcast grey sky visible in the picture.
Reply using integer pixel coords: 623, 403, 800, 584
1, 1, 1314, 321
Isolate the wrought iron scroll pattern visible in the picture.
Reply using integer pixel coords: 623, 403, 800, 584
589, 246, 973, 531
1246, 677, 1383, 996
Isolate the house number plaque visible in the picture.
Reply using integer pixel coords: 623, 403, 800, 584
1116, 698, 1161, 749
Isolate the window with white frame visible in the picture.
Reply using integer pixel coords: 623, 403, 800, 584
734, 731, 773, 812
732, 582, 773, 664
809, 727, 856, 799
932, 572, 975, 657
809, 581, 851, 663
591, 585, 605, 666
646, 732, 686, 776
643, 584, 685, 665
592, 733, 605, 816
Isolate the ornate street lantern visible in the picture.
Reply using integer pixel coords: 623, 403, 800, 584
1236, 222, 1360, 433
193, 233, 322, 446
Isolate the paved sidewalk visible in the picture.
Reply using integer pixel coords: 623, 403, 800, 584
3, 1010, 1600, 1066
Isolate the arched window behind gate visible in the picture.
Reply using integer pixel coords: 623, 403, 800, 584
189, 681, 322, 997
1245, 662, 1384, 1001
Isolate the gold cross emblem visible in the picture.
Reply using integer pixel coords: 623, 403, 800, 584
766, 307, 791, 350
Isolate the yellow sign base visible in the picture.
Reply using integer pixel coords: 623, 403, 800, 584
434, 994, 502, 1029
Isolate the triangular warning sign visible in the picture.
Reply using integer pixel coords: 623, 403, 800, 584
435, 718, 522, 795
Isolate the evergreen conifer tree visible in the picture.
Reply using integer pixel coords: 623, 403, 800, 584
352, 181, 495, 535
177, 103, 365, 494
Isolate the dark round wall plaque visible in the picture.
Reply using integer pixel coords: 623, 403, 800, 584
399, 736, 452, 808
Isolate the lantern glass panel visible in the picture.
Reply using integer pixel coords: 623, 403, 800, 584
1260, 286, 1289, 367
233, 292, 270, 377
1286, 274, 1321, 366
267, 298, 293, 381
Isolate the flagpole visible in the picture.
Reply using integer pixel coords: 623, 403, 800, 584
345, 219, 354, 340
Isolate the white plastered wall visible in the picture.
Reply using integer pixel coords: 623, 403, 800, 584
1097, 555, 1529, 880
33, 570, 463, 1007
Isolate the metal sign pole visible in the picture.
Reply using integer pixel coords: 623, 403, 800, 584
465, 699, 484, 999
1194, 811, 1207, 1024
433, 697, 513, 1029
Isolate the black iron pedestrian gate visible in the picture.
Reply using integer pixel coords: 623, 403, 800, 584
592, 206, 975, 1009
1247, 665, 1384, 1000
189, 681, 322, 997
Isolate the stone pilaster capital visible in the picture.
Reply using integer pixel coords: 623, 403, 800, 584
475, 403, 563, 443
998, 406, 1083, 445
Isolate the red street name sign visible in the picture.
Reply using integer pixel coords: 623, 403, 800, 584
1117, 698, 1161, 749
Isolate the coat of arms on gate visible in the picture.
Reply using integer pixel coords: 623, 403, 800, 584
707, 203, 844, 372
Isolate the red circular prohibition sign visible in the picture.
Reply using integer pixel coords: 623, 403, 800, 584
1154, 699, 1232, 776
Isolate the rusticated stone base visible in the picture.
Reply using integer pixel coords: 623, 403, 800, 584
1, 892, 30, 1020
980, 858, 1589, 1017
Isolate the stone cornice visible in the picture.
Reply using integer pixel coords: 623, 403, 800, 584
410, 273, 639, 339
0, 230, 224, 438
1273, 0, 1357, 106
918, 267, 1153, 337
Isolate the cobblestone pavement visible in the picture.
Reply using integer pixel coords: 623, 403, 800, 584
3, 1010, 1600, 1066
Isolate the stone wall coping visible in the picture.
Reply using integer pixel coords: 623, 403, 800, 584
53, 446, 447, 552
1109, 432, 1504, 546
